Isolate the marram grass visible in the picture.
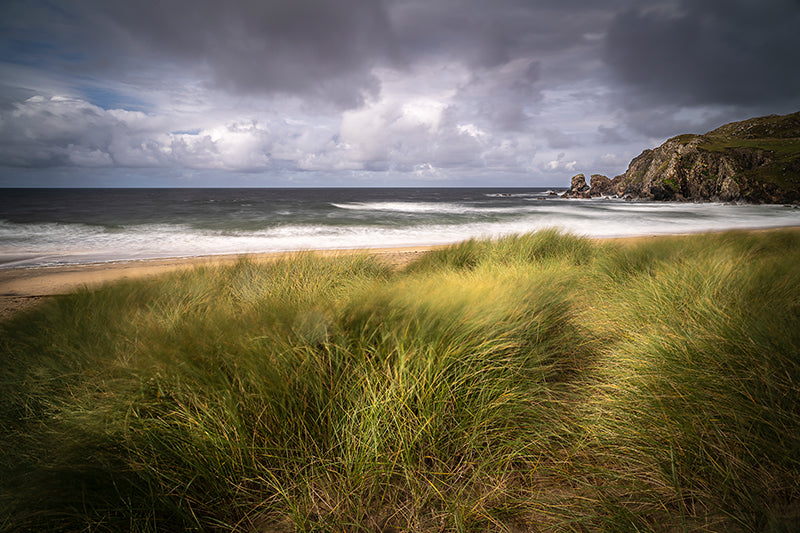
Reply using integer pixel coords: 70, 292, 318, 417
1, 229, 799, 532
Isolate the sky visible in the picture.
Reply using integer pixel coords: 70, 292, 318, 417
1, 0, 799, 187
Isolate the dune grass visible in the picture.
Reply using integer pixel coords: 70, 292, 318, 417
1, 229, 799, 531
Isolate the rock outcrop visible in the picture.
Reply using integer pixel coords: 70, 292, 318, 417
609, 111, 800, 203
562, 173, 591, 198
589, 174, 613, 196
562, 173, 619, 198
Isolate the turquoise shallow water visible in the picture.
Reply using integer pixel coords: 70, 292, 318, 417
1, 188, 798, 267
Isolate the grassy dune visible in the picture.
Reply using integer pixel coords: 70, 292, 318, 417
1, 230, 799, 531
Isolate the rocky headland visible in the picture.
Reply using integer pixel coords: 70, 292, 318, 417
563, 110, 800, 203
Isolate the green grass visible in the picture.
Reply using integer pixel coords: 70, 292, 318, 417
2, 230, 800, 531
698, 137, 800, 156
697, 136, 800, 190
661, 177, 679, 191
669, 133, 698, 145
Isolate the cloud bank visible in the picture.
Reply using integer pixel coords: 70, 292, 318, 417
1, 0, 798, 186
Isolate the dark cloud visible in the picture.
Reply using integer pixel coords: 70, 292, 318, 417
2, 0, 398, 108
596, 124, 628, 145
452, 59, 542, 132
605, 0, 800, 108
611, 104, 736, 140
1, 0, 620, 106
6, 1, 798, 112
390, 0, 620, 71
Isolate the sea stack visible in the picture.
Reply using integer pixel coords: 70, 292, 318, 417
561, 173, 591, 198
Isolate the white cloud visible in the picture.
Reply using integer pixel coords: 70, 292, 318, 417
457, 123, 486, 138
544, 157, 578, 172
0, 76, 631, 184
599, 152, 624, 166
0, 94, 329, 172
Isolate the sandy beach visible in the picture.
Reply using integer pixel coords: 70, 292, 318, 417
0, 246, 441, 320
3, 227, 799, 321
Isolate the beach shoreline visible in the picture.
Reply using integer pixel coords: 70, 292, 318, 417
2, 226, 799, 320
0, 246, 443, 320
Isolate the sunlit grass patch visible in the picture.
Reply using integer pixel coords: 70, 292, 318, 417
2, 230, 799, 531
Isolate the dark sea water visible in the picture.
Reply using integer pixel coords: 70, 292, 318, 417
1, 188, 798, 267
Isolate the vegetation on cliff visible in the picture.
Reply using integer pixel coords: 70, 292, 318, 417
2, 229, 800, 531
612, 111, 800, 203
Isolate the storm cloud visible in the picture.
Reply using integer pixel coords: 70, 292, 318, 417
605, 0, 800, 107
0, 0, 798, 186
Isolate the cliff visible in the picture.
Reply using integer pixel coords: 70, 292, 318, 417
614, 111, 800, 203
566, 111, 800, 203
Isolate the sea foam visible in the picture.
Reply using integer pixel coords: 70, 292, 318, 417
1, 189, 797, 268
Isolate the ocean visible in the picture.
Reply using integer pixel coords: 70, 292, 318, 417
1, 188, 798, 268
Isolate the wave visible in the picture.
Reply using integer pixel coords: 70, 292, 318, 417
331, 201, 471, 214
330, 201, 534, 215
2, 201, 798, 268
484, 191, 564, 198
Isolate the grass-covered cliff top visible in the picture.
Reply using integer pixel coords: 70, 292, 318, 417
707, 110, 800, 140
2, 229, 800, 531
671, 110, 800, 141
666, 111, 800, 192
